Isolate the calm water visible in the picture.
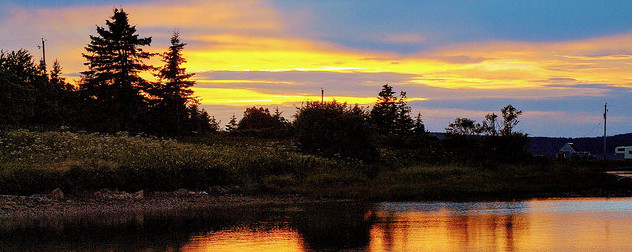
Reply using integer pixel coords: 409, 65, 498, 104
2, 198, 632, 251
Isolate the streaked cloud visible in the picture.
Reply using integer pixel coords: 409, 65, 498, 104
1, 0, 632, 136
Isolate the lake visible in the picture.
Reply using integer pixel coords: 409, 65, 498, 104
2, 198, 632, 251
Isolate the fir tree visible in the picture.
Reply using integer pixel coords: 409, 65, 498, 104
370, 84, 398, 134
412, 112, 426, 135
154, 32, 196, 104
370, 84, 414, 135
80, 8, 154, 132
395, 91, 414, 135
49, 60, 71, 91
225, 114, 238, 132
153, 32, 200, 135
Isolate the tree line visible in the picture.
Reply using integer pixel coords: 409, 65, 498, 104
1, 9, 216, 136
1, 8, 530, 164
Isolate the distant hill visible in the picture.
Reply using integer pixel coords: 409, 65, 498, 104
428, 132, 632, 159
529, 133, 632, 159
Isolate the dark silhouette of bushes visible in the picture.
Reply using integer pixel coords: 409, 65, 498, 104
231, 106, 289, 138
293, 101, 377, 162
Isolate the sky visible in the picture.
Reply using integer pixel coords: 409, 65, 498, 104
1, 0, 631, 137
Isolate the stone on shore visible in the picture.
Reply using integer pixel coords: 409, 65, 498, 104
50, 188, 64, 200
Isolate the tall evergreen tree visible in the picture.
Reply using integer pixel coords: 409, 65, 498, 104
395, 91, 414, 134
0, 50, 70, 126
370, 84, 398, 135
0, 50, 41, 124
370, 84, 414, 135
412, 112, 426, 135
80, 8, 154, 132
225, 114, 238, 132
152, 32, 199, 135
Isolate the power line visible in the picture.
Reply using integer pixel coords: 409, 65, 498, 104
582, 121, 602, 137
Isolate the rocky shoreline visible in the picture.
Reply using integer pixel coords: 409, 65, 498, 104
0, 188, 337, 221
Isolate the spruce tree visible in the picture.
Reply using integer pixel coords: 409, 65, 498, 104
80, 8, 154, 132
395, 91, 414, 135
412, 112, 426, 135
226, 114, 238, 132
370, 84, 414, 135
49, 60, 70, 91
153, 32, 198, 135
370, 84, 398, 134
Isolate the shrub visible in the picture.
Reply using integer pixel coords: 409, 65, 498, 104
293, 101, 377, 162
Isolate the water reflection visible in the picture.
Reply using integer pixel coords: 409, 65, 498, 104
370, 202, 528, 251
2, 198, 632, 251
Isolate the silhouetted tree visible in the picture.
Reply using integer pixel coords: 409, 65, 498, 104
500, 104, 523, 136
151, 32, 211, 135
293, 101, 377, 161
272, 107, 288, 125
80, 8, 154, 132
0, 49, 69, 126
46, 59, 76, 125
49, 60, 68, 90
238, 106, 287, 130
225, 114, 238, 132
0, 50, 40, 124
395, 91, 414, 134
480, 113, 499, 136
412, 112, 426, 135
446, 117, 479, 135
444, 105, 530, 165
370, 84, 415, 136
185, 105, 219, 133
370, 84, 398, 135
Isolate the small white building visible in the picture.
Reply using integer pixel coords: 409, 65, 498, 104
557, 143, 595, 160
614, 146, 632, 159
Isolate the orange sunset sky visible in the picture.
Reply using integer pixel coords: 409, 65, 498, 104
1, 0, 631, 136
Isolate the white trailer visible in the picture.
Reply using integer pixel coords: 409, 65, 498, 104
614, 146, 632, 159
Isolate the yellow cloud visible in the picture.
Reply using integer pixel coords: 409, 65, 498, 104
192, 87, 426, 106
4, 0, 632, 106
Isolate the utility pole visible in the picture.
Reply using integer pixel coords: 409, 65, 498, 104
39, 38, 46, 74
321, 88, 324, 103
603, 103, 608, 161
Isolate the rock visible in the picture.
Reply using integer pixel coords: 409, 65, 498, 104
207, 186, 224, 195
134, 190, 144, 199
93, 189, 110, 199
94, 189, 134, 200
174, 188, 189, 196
50, 188, 64, 200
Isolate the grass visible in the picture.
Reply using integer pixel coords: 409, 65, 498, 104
1, 128, 629, 200
0, 129, 364, 195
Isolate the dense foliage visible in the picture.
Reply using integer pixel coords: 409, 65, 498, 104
293, 101, 377, 161
370, 84, 417, 136
0, 50, 76, 126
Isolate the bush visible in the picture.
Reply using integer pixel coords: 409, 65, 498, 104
293, 101, 378, 162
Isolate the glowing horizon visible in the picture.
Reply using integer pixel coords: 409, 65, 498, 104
1, 0, 631, 136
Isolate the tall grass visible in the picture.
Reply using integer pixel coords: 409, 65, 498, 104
0, 129, 363, 194
1, 129, 627, 199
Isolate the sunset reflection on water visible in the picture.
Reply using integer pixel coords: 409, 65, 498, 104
178, 198, 632, 251
181, 227, 306, 252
